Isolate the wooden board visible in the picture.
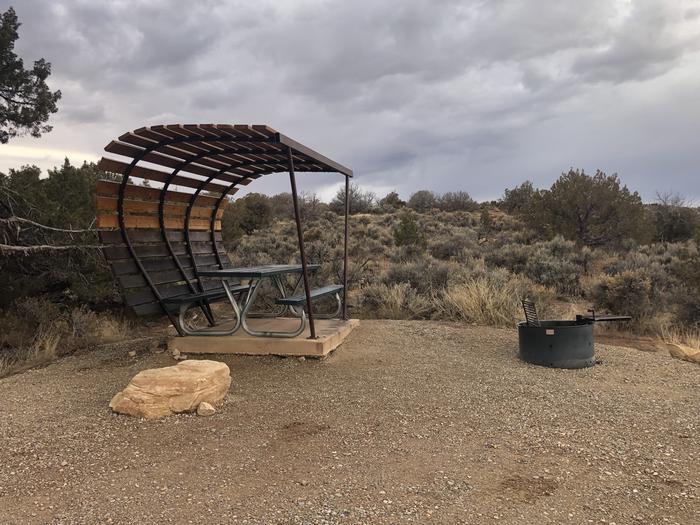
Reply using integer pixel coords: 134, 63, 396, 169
95, 180, 228, 206
98, 158, 231, 192
170, 318, 359, 357
96, 214, 220, 230
96, 196, 223, 219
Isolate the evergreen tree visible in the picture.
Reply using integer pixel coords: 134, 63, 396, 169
524, 169, 650, 247
0, 7, 61, 143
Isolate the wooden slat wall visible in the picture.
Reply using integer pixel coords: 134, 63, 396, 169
96, 179, 232, 317
95, 180, 225, 231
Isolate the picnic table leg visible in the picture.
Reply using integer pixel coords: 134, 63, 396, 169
240, 277, 307, 338
175, 280, 242, 336
286, 274, 306, 318
246, 275, 288, 318
304, 293, 342, 320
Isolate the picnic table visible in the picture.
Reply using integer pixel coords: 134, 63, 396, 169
199, 264, 342, 338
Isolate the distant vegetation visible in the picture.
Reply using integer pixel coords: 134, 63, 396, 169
2, 160, 700, 375
224, 169, 700, 341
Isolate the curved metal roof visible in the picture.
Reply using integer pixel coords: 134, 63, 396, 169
97, 124, 353, 192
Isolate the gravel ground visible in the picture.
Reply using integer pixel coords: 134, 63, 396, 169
0, 320, 698, 525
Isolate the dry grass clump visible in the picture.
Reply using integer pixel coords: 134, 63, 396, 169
358, 283, 433, 320
661, 326, 700, 364
0, 298, 133, 377
357, 267, 558, 327
662, 326, 700, 350
436, 271, 556, 327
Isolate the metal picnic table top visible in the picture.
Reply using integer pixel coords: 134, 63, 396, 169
199, 264, 320, 279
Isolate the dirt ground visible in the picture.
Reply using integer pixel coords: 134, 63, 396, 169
0, 320, 698, 525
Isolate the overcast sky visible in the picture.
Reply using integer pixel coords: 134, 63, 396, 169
1, 0, 699, 202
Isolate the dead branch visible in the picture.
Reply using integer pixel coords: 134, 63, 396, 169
0, 244, 102, 254
0, 216, 95, 233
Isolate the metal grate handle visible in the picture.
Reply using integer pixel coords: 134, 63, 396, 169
521, 299, 540, 326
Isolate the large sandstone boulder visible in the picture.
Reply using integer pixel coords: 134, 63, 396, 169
110, 360, 231, 419
669, 344, 700, 365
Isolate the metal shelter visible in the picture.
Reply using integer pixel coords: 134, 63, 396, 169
96, 124, 352, 339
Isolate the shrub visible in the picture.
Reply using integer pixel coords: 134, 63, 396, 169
439, 191, 478, 212
525, 237, 591, 295
389, 244, 428, 263
379, 191, 405, 211
222, 192, 272, 240
500, 181, 536, 214
651, 192, 698, 243
603, 250, 677, 301
524, 254, 581, 296
329, 184, 376, 214
393, 213, 426, 249
407, 190, 438, 212
429, 234, 476, 260
358, 283, 433, 319
384, 258, 451, 294
479, 209, 494, 235
590, 270, 654, 320
0, 298, 133, 377
484, 243, 531, 274
484, 236, 589, 295
675, 293, 700, 328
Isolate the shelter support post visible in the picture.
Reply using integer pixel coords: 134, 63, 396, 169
343, 175, 349, 320
287, 146, 316, 339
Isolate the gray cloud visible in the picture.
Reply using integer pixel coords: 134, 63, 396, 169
2, 0, 700, 201
62, 102, 106, 123
572, 1, 700, 83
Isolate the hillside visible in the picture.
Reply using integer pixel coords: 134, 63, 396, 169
224, 204, 699, 343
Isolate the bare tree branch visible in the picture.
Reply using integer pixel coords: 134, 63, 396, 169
0, 244, 102, 254
0, 216, 95, 233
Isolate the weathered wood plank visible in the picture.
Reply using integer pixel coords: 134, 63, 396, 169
98, 229, 221, 245
98, 158, 230, 193
97, 214, 220, 230
96, 196, 223, 220
95, 180, 227, 206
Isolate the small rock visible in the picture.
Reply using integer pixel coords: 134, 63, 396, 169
171, 348, 187, 361
197, 402, 216, 417
298, 356, 306, 362
128, 351, 136, 358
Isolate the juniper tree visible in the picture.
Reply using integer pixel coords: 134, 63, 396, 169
0, 7, 61, 143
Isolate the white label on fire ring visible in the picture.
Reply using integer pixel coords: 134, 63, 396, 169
545, 329, 555, 335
